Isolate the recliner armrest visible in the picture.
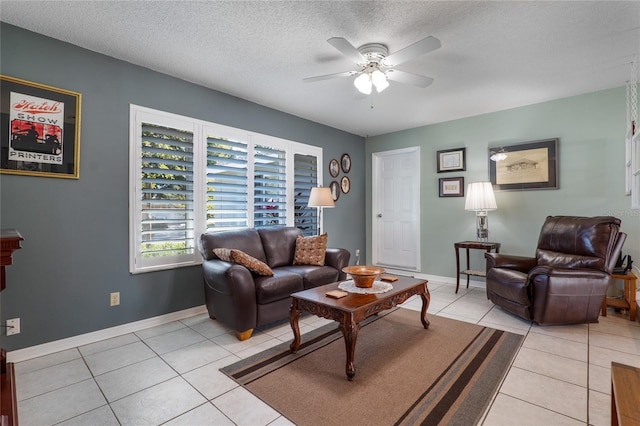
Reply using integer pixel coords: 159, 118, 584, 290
485, 252, 538, 273
528, 265, 609, 280
527, 265, 611, 325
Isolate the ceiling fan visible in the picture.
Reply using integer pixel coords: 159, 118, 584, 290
304, 36, 441, 95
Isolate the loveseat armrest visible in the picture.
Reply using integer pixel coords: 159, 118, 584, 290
325, 248, 351, 280
485, 253, 538, 273
202, 259, 257, 333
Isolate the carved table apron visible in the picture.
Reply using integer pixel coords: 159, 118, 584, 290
289, 276, 429, 380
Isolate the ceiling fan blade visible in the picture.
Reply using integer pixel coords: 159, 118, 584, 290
327, 37, 366, 64
383, 36, 441, 67
386, 70, 434, 88
303, 70, 357, 83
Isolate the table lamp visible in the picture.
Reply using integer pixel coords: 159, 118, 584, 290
308, 187, 334, 235
464, 182, 497, 241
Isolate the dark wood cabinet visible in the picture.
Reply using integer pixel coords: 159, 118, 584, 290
1, 229, 23, 426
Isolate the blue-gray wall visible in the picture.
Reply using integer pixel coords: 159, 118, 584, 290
0, 23, 365, 351
366, 87, 640, 282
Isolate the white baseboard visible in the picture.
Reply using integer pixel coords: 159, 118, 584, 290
7, 305, 208, 363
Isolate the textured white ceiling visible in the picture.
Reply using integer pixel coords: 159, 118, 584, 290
2, 1, 639, 136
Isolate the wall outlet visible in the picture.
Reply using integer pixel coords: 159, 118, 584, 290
7, 318, 20, 336
355, 249, 360, 257
110, 292, 120, 306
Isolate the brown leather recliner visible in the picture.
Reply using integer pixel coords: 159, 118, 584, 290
484, 216, 626, 325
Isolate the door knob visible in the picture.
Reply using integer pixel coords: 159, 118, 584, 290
377, 214, 382, 218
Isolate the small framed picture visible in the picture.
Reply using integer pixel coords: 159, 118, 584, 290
439, 177, 464, 197
341, 153, 351, 173
329, 180, 340, 201
437, 148, 466, 173
329, 158, 340, 177
341, 176, 350, 194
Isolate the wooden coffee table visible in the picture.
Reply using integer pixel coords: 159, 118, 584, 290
289, 276, 429, 380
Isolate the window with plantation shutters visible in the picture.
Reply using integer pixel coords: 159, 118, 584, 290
130, 105, 323, 273
294, 154, 318, 236
130, 111, 199, 273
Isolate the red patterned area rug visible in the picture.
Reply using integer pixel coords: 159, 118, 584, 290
221, 308, 523, 426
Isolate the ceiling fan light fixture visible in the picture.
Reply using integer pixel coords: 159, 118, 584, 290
354, 72, 372, 94
371, 69, 389, 92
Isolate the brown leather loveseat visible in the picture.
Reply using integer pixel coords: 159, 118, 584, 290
200, 226, 350, 340
484, 216, 626, 325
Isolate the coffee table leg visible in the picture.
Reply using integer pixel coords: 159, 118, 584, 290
289, 301, 301, 352
340, 318, 358, 380
420, 288, 430, 329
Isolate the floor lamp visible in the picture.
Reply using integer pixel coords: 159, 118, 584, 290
308, 187, 334, 235
464, 182, 497, 241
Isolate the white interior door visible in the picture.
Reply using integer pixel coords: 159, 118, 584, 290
372, 147, 420, 271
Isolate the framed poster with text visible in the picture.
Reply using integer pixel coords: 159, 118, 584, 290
1, 75, 81, 179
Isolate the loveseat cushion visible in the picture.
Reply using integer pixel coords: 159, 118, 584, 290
200, 228, 267, 263
257, 226, 301, 268
293, 233, 328, 266
278, 264, 340, 289
254, 271, 304, 304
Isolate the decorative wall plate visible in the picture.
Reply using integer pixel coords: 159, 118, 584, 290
330, 181, 340, 201
341, 153, 351, 173
341, 176, 351, 194
329, 158, 340, 177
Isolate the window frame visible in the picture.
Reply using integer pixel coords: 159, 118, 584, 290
130, 105, 322, 274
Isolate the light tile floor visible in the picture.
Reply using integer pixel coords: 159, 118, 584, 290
13, 280, 640, 425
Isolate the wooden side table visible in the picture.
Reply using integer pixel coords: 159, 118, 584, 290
601, 272, 637, 322
454, 241, 500, 294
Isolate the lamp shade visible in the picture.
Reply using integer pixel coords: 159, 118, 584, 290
308, 187, 335, 208
464, 182, 497, 211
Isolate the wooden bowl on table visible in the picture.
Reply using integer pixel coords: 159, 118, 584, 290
342, 265, 386, 288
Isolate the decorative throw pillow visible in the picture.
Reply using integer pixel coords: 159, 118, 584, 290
293, 233, 328, 266
230, 249, 274, 276
212, 248, 273, 276
212, 248, 232, 262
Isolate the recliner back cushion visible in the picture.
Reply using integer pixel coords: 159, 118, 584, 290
200, 228, 267, 262
536, 216, 621, 271
258, 226, 302, 268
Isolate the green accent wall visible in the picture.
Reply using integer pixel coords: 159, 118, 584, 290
366, 87, 639, 281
